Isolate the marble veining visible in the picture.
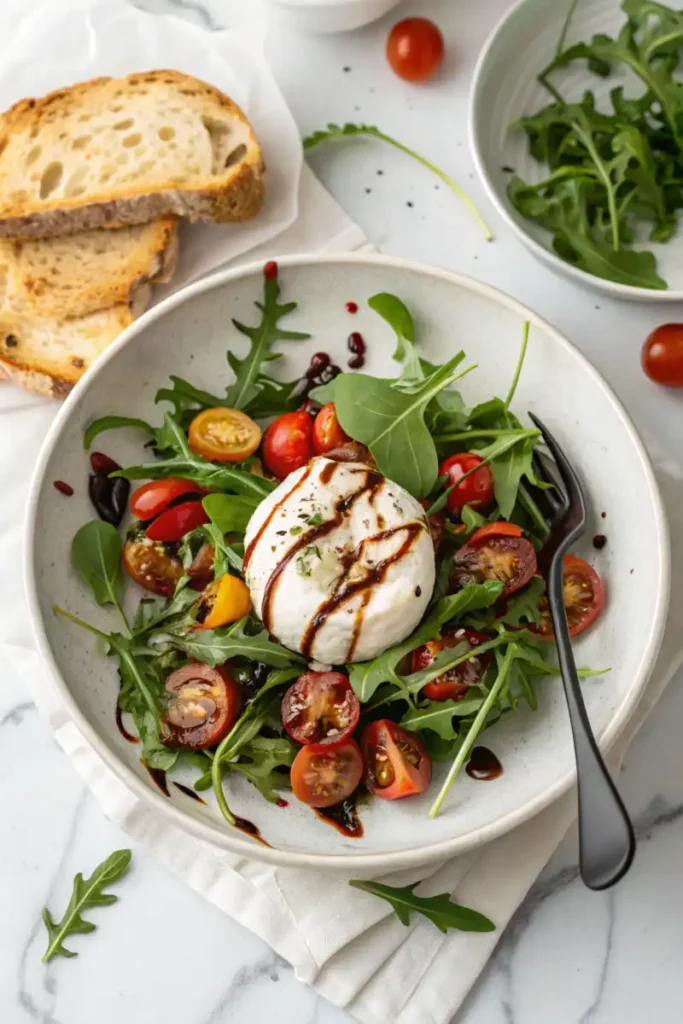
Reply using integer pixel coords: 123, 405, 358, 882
2, 0, 683, 1022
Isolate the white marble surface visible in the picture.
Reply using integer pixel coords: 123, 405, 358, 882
3, 0, 683, 1021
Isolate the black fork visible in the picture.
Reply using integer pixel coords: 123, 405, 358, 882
529, 413, 635, 891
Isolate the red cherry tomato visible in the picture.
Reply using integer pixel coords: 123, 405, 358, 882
451, 527, 537, 598
642, 323, 683, 386
386, 17, 444, 83
290, 739, 363, 808
468, 521, 522, 546
145, 499, 209, 542
262, 410, 315, 479
439, 453, 495, 514
361, 720, 431, 799
531, 555, 605, 638
130, 478, 207, 519
163, 663, 241, 749
281, 671, 360, 749
312, 403, 350, 455
411, 627, 492, 701
123, 535, 184, 597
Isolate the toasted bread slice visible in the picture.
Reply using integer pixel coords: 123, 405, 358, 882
0, 220, 178, 397
13, 219, 177, 320
0, 70, 264, 239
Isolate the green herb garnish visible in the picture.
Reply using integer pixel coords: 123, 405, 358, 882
41, 850, 132, 962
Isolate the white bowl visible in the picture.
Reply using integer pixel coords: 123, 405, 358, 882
26, 253, 669, 871
470, 0, 683, 301
261, 0, 402, 34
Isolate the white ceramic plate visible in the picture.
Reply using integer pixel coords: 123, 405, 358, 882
470, 0, 683, 302
261, 0, 402, 34
26, 254, 669, 871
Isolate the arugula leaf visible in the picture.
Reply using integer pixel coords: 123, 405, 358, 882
303, 122, 493, 239
83, 415, 157, 450
227, 272, 309, 410
333, 355, 472, 497
347, 581, 503, 703
156, 618, 303, 669
112, 417, 276, 501
71, 522, 128, 634
498, 576, 545, 627
348, 879, 495, 933
229, 735, 297, 802
200, 521, 244, 577
41, 849, 132, 961
368, 292, 424, 385
132, 588, 198, 636
202, 493, 257, 535
111, 634, 177, 770
400, 696, 485, 740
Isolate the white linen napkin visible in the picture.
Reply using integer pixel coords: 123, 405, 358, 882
1, 6, 682, 1024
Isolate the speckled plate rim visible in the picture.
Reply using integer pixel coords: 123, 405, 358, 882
25, 252, 670, 871
468, 0, 683, 303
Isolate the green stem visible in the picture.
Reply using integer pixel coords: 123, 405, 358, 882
307, 125, 493, 240
429, 644, 516, 818
572, 119, 619, 251
52, 605, 109, 640
505, 321, 530, 409
555, 0, 579, 55
433, 428, 539, 443
517, 482, 551, 538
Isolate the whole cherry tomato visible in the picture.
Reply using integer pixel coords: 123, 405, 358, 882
262, 410, 315, 479
439, 453, 495, 514
386, 18, 445, 83
642, 323, 683, 386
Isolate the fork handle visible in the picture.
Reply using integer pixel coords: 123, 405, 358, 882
548, 558, 636, 891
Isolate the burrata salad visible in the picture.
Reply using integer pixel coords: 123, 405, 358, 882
58, 261, 605, 841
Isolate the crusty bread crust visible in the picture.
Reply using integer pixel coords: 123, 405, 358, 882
0, 70, 264, 239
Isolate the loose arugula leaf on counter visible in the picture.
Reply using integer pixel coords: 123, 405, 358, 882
347, 581, 503, 703
333, 354, 474, 497
303, 122, 493, 240
71, 522, 128, 634
41, 849, 132, 962
348, 879, 495, 934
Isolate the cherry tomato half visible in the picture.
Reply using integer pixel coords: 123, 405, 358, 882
386, 17, 444, 83
361, 720, 431, 800
281, 671, 360, 749
262, 410, 315, 479
312, 403, 350, 455
468, 521, 522, 546
411, 627, 492, 701
196, 574, 252, 629
145, 499, 209, 542
439, 453, 495, 515
188, 407, 262, 463
451, 529, 537, 598
290, 739, 363, 808
163, 663, 241, 749
123, 535, 184, 597
642, 323, 683, 386
419, 499, 445, 550
130, 478, 206, 520
531, 555, 605, 638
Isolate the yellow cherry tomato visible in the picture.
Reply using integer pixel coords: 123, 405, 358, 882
198, 574, 252, 630
188, 408, 262, 464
